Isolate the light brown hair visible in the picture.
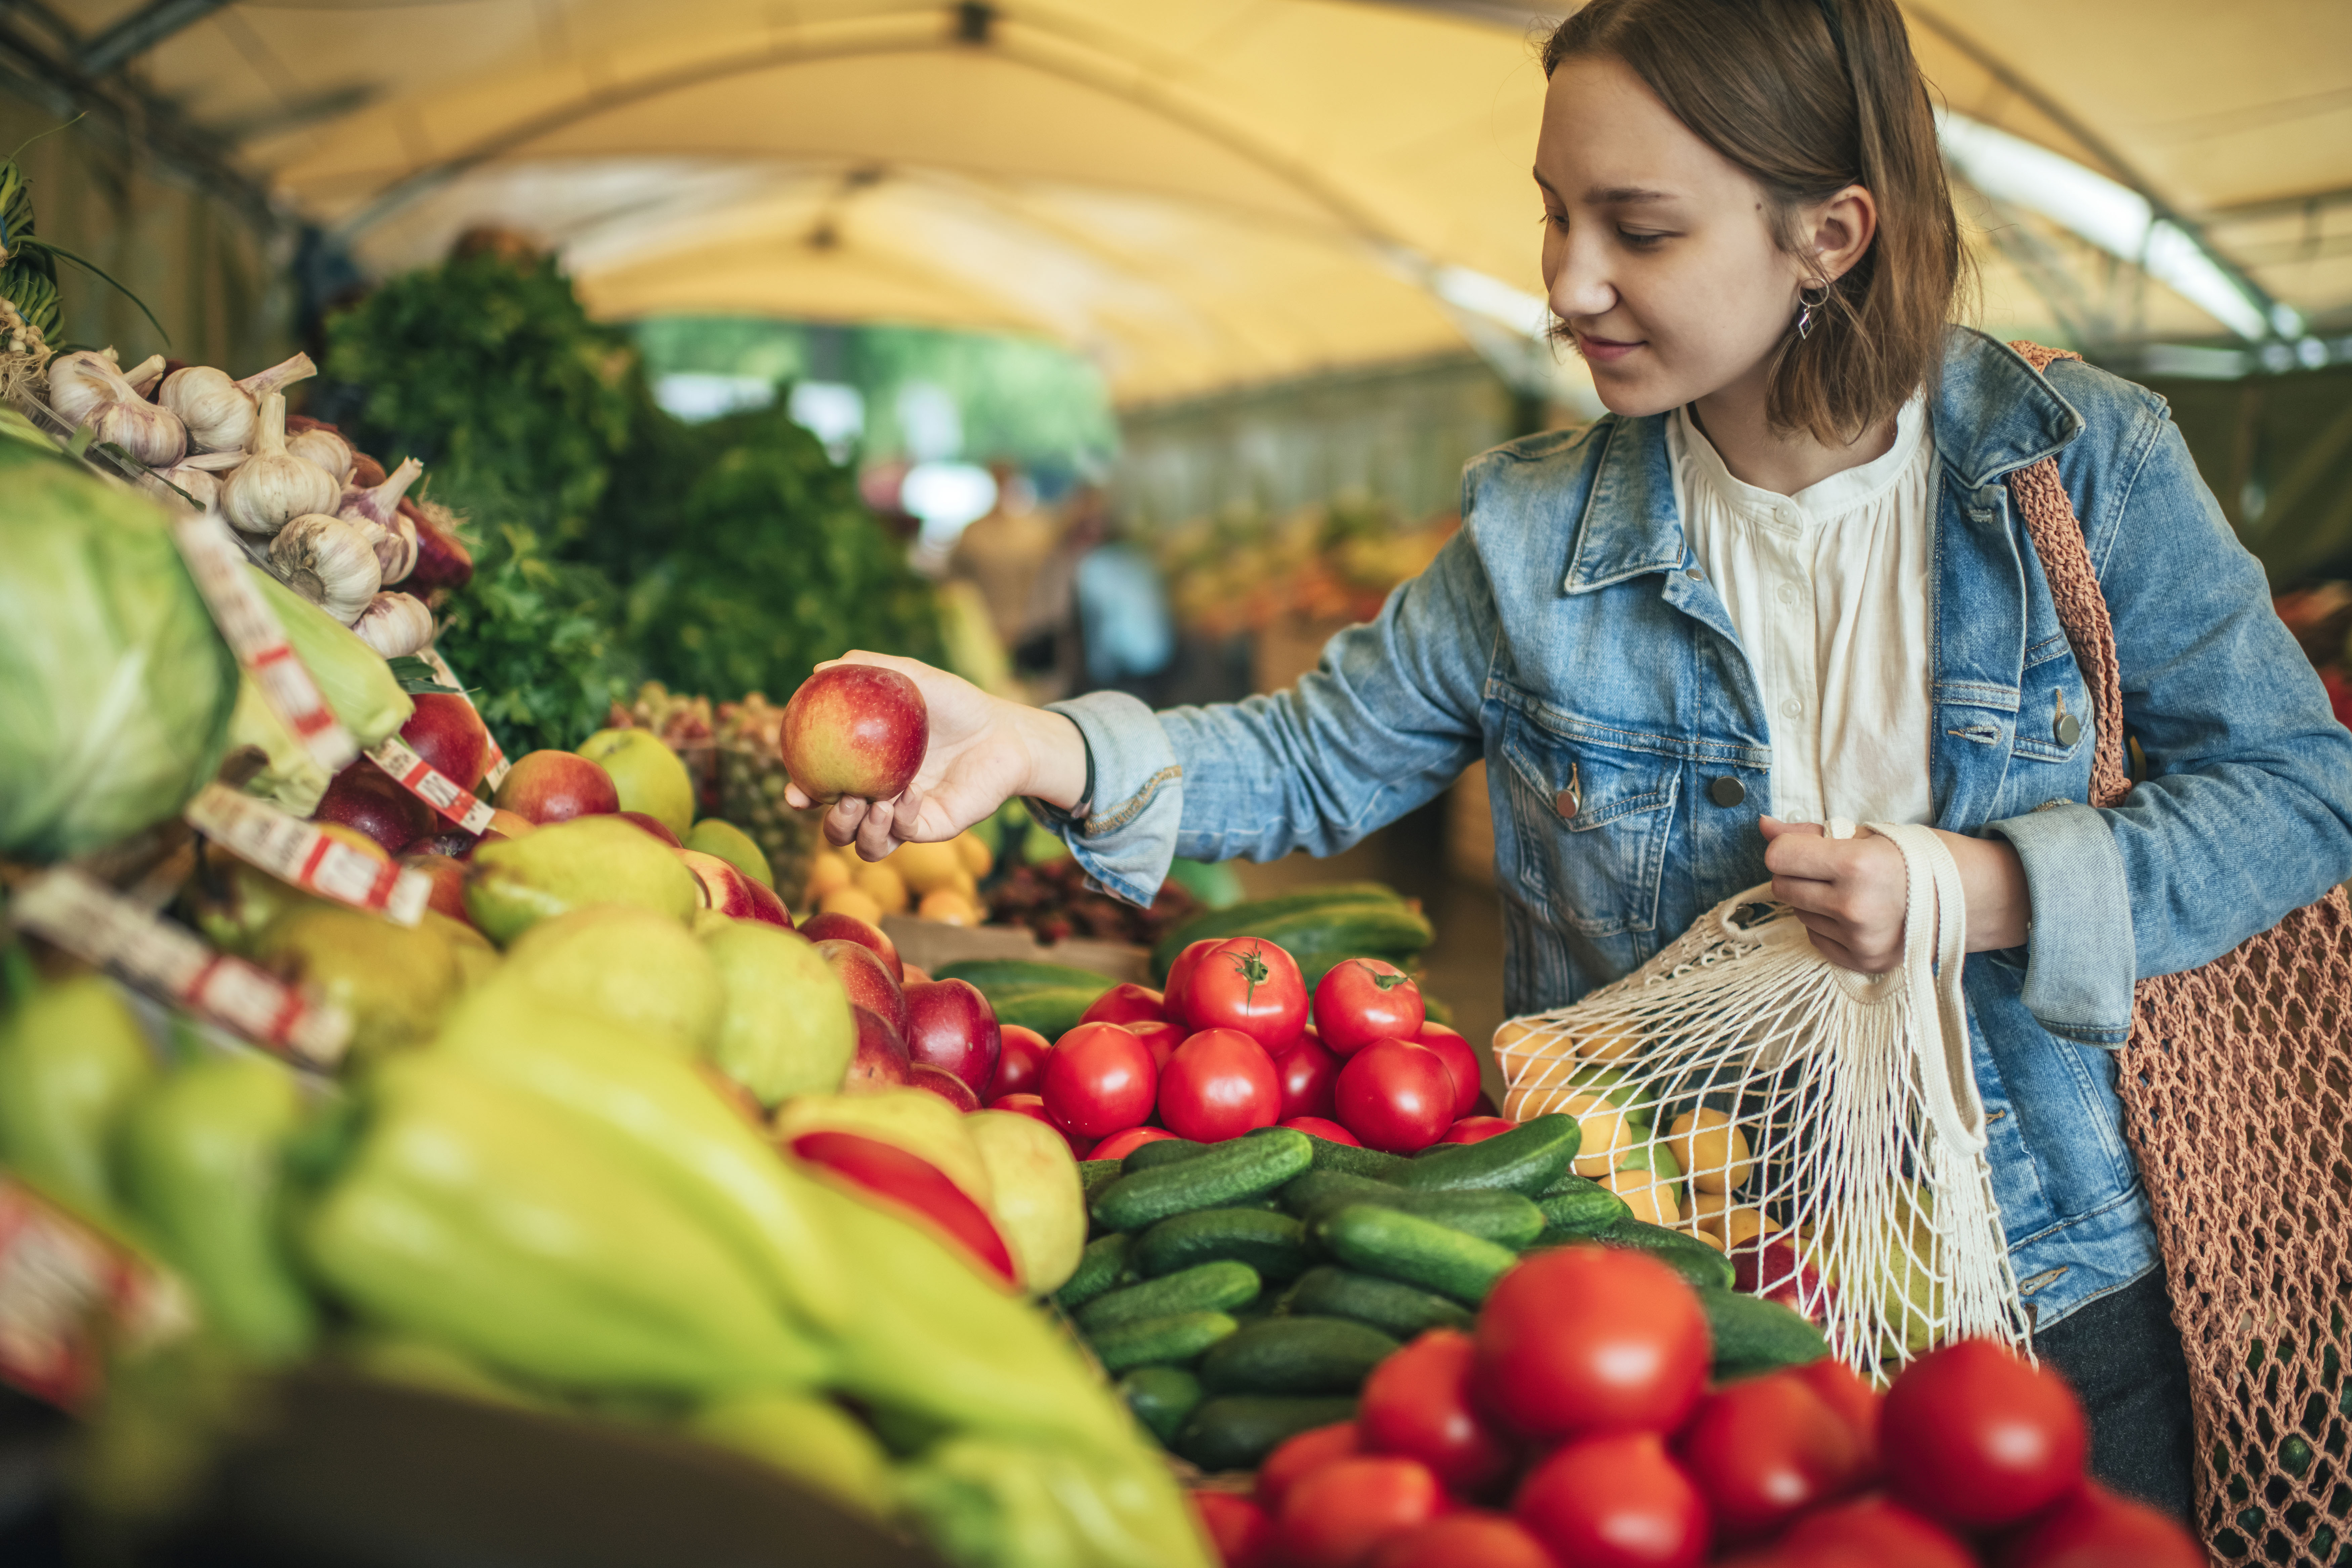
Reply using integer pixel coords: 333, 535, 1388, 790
1543, 0, 1969, 443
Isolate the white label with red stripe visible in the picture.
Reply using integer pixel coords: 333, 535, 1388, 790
183, 785, 430, 925
0, 1179, 191, 1410
169, 510, 357, 773
7, 870, 351, 1068
365, 735, 498, 834
420, 648, 512, 792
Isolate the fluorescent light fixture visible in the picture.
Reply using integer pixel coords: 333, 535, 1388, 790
1432, 265, 1553, 339
1935, 111, 2280, 341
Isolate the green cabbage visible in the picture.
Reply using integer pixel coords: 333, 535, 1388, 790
0, 440, 238, 861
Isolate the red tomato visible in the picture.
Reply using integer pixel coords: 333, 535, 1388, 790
1335, 1039, 1458, 1153
1192, 1490, 1275, 1568
985, 1025, 1052, 1101
1090, 1125, 1177, 1163
1257, 1421, 1360, 1512
1082, 982, 1167, 1027
1312, 958, 1426, 1055
1271, 1032, 1340, 1120
1675, 1371, 1866, 1539
1162, 938, 1222, 1029
1880, 1339, 2086, 1529
1184, 938, 1309, 1051
1513, 1431, 1709, 1568
1791, 1357, 1882, 1472
1041, 1022, 1159, 1139
1370, 1513, 1556, 1568
1129, 1018, 1184, 1070
1158, 1028, 1282, 1142
1440, 1116, 1515, 1145
1358, 1328, 1516, 1496
1281, 1456, 1445, 1568
1474, 1245, 1709, 1441
1416, 1023, 1484, 1119
1282, 1116, 1360, 1145
1778, 1496, 1973, 1568
983, 1093, 1095, 1157
1996, 1480, 2207, 1568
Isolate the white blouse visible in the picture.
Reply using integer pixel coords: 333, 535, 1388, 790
1666, 392, 1938, 829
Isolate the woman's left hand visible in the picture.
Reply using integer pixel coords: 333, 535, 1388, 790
1760, 817, 2033, 973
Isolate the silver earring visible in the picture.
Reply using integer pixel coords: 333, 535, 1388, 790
1795, 282, 1831, 339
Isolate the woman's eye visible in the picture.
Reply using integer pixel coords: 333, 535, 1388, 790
1541, 210, 1570, 232
1619, 229, 1665, 248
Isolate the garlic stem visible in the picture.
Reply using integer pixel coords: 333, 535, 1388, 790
338, 456, 424, 529
235, 351, 316, 400
122, 354, 166, 394
221, 392, 340, 537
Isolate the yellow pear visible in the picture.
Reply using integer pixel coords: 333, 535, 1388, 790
490, 904, 722, 1058
701, 921, 855, 1106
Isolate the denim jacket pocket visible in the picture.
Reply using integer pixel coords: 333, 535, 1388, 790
2011, 637, 2092, 766
1498, 705, 1679, 938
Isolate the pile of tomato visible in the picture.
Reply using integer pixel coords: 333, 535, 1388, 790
983, 937, 1501, 1158
1186, 1245, 2205, 1568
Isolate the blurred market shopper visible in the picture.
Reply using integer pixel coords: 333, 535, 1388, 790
786, 0, 2352, 1525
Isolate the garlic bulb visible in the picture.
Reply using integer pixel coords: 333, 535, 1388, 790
269, 513, 383, 622
160, 464, 222, 512
221, 393, 338, 537
287, 425, 353, 483
350, 592, 435, 658
338, 456, 423, 529
49, 351, 186, 466
158, 351, 317, 454
46, 349, 154, 424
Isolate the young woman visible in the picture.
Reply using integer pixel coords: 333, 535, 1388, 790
795, 0, 2352, 1514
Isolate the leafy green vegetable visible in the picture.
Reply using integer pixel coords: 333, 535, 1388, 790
0, 439, 237, 861
429, 523, 636, 757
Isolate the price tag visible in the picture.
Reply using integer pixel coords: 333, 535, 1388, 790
8, 870, 351, 1069
183, 784, 430, 925
421, 648, 511, 792
365, 735, 497, 835
169, 509, 357, 774
0, 1179, 192, 1409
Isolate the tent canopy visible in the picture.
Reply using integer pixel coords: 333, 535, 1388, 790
56, 0, 2352, 405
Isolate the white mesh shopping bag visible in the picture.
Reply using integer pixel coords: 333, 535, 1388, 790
1493, 821, 2029, 1379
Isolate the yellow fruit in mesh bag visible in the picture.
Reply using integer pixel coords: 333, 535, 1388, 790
1571, 1019, 1642, 1064
1565, 1092, 1630, 1176
1492, 1016, 1544, 1057
1669, 1108, 1754, 1194
1602, 1168, 1678, 1226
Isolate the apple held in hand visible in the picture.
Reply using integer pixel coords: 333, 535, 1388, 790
780, 665, 928, 805
493, 750, 619, 824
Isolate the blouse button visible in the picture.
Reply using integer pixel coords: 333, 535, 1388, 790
1709, 776, 1747, 808
1776, 583, 1798, 606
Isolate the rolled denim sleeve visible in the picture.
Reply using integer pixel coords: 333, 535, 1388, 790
1036, 526, 1496, 905
1992, 374, 2352, 1043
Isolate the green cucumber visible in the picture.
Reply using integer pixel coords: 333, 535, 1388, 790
1079, 1159, 1124, 1206
1304, 1136, 1406, 1179
1535, 1175, 1632, 1236
1393, 1114, 1580, 1196
1287, 1266, 1475, 1338
1199, 1316, 1400, 1396
1124, 1138, 1210, 1173
1090, 1310, 1239, 1373
1594, 1218, 1734, 1290
1282, 1171, 1545, 1248
1150, 884, 1408, 977
1699, 1287, 1830, 1376
1117, 1365, 1204, 1446
1093, 1127, 1313, 1232
1054, 1233, 1135, 1311
983, 985, 1112, 1041
1135, 1208, 1310, 1282
1079, 1261, 1261, 1332
1310, 1204, 1519, 1306
1174, 1395, 1358, 1473
933, 959, 1117, 996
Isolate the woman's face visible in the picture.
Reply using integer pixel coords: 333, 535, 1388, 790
1536, 53, 1820, 418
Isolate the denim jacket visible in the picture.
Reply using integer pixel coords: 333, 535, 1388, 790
1045, 329, 2352, 1328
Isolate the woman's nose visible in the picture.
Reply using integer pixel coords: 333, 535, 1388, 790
1548, 237, 1616, 323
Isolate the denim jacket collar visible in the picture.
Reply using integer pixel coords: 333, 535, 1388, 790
1561, 328, 2089, 595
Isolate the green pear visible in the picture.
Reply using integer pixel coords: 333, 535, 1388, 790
491, 905, 722, 1058
578, 727, 696, 838
424, 911, 500, 989
254, 905, 462, 1061
0, 974, 155, 1217
965, 1109, 1086, 1296
701, 922, 854, 1106
684, 818, 774, 890
690, 1392, 893, 1516
463, 815, 699, 947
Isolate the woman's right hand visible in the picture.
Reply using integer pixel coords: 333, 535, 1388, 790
782, 652, 1090, 861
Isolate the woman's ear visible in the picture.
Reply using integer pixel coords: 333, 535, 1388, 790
1805, 183, 1879, 285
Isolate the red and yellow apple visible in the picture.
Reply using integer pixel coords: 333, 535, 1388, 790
779, 665, 928, 804
493, 750, 618, 824
398, 694, 490, 793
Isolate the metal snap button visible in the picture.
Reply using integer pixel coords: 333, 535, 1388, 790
1553, 787, 1579, 820
1709, 776, 1746, 807
1685, 567, 1703, 580
2055, 712, 2082, 747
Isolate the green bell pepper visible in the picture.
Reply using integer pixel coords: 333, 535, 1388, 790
0, 967, 155, 1218
114, 1050, 316, 1364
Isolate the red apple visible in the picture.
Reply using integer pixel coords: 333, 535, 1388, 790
399, 852, 470, 924
840, 1005, 913, 1093
493, 749, 618, 824
814, 938, 908, 1038
779, 665, 929, 804
398, 693, 490, 794
986, 1025, 1052, 1100
615, 810, 682, 847
904, 978, 1001, 1094
741, 877, 794, 930
798, 910, 902, 981
315, 761, 435, 857
679, 847, 791, 927
908, 1062, 981, 1113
